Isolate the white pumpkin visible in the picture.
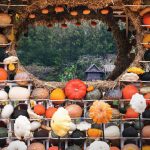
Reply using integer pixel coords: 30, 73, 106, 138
31, 121, 41, 131
1, 104, 14, 119
9, 87, 30, 100
0, 90, 8, 100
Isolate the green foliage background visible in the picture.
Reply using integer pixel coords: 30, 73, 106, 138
17, 22, 117, 81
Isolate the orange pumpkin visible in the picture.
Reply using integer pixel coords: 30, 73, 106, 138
110, 147, 120, 150
87, 85, 94, 92
83, 9, 91, 15
100, 9, 109, 15
55, 7, 64, 13
122, 85, 138, 100
143, 13, 150, 28
49, 146, 60, 150
41, 9, 49, 14
50, 88, 65, 104
45, 107, 57, 118
0, 68, 7, 81
34, 104, 46, 115
29, 14, 36, 19
144, 93, 150, 105
70, 11, 78, 16
125, 107, 139, 118
87, 128, 102, 139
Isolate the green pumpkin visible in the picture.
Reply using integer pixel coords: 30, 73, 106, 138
85, 89, 102, 100
0, 127, 7, 137
66, 145, 82, 150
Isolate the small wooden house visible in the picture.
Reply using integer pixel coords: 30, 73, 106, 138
85, 64, 104, 81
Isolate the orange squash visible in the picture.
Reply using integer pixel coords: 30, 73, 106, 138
45, 107, 57, 118
122, 85, 138, 100
125, 107, 139, 118
87, 128, 102, 139
144, 93, 150, 105
83, 9, 91, 15
34, 104, 46, 115
0, 68, 7, 81
143, 13, 150, 28
41, 9, 49, 14
70, 11, 78, 16
100, 9, 109, 15
55, 7, 64, 13
87, 85, 94, 92
50, 88, 65, 104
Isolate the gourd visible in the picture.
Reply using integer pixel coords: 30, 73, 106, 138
122, 85, 138, 100
125, 107, 138, 118
9, 87, 30, 100
45, 107, 57, 118
110, 147, 120, 150
83, 10, 91, 15
87, 128, 102, 138
41, 9, 49, 14
121, 73, 139, 81
140, 87, 150, 94
140, 72, 150, 81
122, 126, 138, 137
122, 144, 139, 150
143, 34, 150, 48
142, 125, 150, 137
31, 88, 49, 99
86, 89, 102, 100
50, 88, 65, 104
55, 7, 64, 13
87, 85, 94, 92
104, 126, 120, 138
1, 104, 14, 119
143, 13, 150, 28
0, 89, 8, 100
144, 50, 150, 61
7, 140, 27, 150
0, 13, 11, 27
105, 87, 122, 99
65, 104, 83, 118
70, 11, 78, 16
100, 8, 109, 14
65, 79, 86, 100
34, 104, 46, 115
0, 68, 8, 81
127, 67, 144, 75
27, 143, 45, 150
0, 34, 8, 47
30, 121, 41, 131
66, 145, 81, 150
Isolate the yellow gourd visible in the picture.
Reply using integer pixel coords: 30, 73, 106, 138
8, 63, 15, 71
127, 67, 145, 75
87, 128, 102, 139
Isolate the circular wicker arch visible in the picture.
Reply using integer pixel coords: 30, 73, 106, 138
5, 0, 144, 90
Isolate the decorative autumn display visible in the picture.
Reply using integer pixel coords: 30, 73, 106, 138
0, 89, 8, 100
143, 34, 150, 48
142, 125, 150, 137
34, 104, 46, 115
83, 9, 91, 15
122, 85, 138, 100
122, 126, 138, 137
140, 72, 150, 81
70, 11, 78, 16
127, 67, 145, 75
41, 9, 49, 14
55, 6, 64, 13
86, 89, 102, 100
65, 104, 82, 118
76, 121, 91, 131
100, 8, 109, 15
50, 88, 65, 104
27, 143, 45, 150
7, 140, 27, 150
122, 144, 139, 150
1, 104, 14, 119
45, 107, 57, 118
0, 34, 8, 47
0, 68, 8, 81
87, 128, 102, 138
88, 141, 110, 150
125, 107, 139, 118
65, 79, 86, 100
51, 107, 71, 137
87, 85, 94, 92
29, 14, 36, 19
0, 13, 11, 27
9, 87, 30, 100
143, 13, 150, 28
14, 70, 30, 86
31, 88, 49, 99
105, 87, 122, 99
89, 100, 112, 124
121, 73, 139, 81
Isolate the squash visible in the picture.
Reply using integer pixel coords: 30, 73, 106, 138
55, 7, 64, 13
50, 88, 65, 104
142, 125, 150, 137
9, 87, 30, 100
105, 87, 122, 99
0, 13, 11, 27
34, 104, 45, 115
34, 129, 49, 137
144, 93, 150, 105
88, 141, 110, 150
100, 9, 109, 15
0, 34, 8, 47
87, 128, 102, 138
70, 11, 78, 16
31, 88, 49, 99
127, 67, 144, 75
144, 50, 150, 61
140, 87, 150, 94
14, 71, 30, 86
89, 100, 112, 124
0, 89, 8, 100
41, 9, 49, 14
27, 143, 45, 150
140, 72, 150, 81
87, 85, 94, 92
143, 34, 150, 48
7, 140, 27, 150
46, 107, 57, 118
122, 144, 139, 150
143, 13, 150, 28
125, 107, 139, 118
1, 104, 14, 119
30, 121, 41, 131
83, 9, 91, 15
122, 85, 138, 100
65, 104, 82, 118
66, 145, 81, 150
142, 145, 150, 150
121, 73, 139, 81
65, 79, 86, 100
85, 89, 102, 100
122, 126, 138, 137
0, 68, 8, 81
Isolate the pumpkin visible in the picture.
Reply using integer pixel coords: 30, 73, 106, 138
87, 85, 94, 92
122, 144, 139, 150
110, 147, 120, 150
9, 87, 30, 100
65, 79, 86, 100
34, 129, 49, 137
142, 125, 150, 137
105, 125, 120, 138
127, 67, 145, 75
140, 87, 150, 94
0, 68, 7, 81
142, 145, 150, 150
31, 88, 49, 99
122, 126, 138, 137
0, 13, 11, 27
83, 9, 91, 15
7, 140, 27, 150
49, 146, 60, 150
85, 89, 102, 100
0, 89, 8, 100
66, 145, 81, 150
122, 85, 138, 100
30, 121, 41, 131
87, 128, 102, 139
125, 107, 139, 118
41, 9, 49, 14
0, 34, 8, 47
143, 13, 150, 28
140, 72, 150, 81
45, 107, 57, 118
55, 7, 64, 13
121, 73, 139, 81
27, 143, 45, 150
34, 104, 45, 115
65, 104, 82, 118
143, 34, 150, 48
144, 50, 150, 61
89, 100, 112, 124
144, 93, 150, 105
50, 88, 65, 104
105, 87, 122, 99
100, 9, 109, 15
29, 14, 36, 19
14, 71, 30, 86
70, 11, 78, 16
